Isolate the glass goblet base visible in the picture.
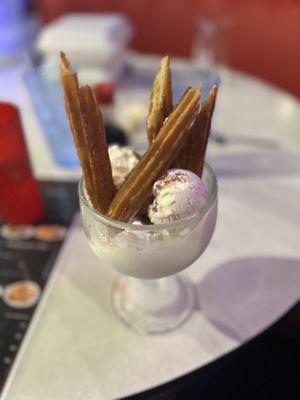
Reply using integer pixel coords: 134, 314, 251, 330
112, 274, 194, 335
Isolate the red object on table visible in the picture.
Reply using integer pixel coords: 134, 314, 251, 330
93, 82, 115, 105
0, 103, 44, 224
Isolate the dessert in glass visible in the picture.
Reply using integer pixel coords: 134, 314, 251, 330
60, 53, 218, 334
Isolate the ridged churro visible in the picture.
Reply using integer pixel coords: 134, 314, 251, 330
173, 85, 218, 176
147, 56, 173, 143
79, 85, 116, 210
60, 52, 115, 213
107, 86, 202, 222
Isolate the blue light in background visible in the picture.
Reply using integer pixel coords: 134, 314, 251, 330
0, 0, 34, 58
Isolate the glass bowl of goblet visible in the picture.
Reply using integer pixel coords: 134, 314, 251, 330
79, 162, 218, 334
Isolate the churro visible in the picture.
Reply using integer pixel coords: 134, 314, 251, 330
79, 85, 116, 210
60, 53, 93, 196
60, 52, 115, 213
147, 56, 173, 143
173, 85, 218, 176
107, 86, 202, 222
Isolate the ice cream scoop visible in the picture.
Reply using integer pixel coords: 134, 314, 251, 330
148, 169, 209, 224
108, 145, 140, 188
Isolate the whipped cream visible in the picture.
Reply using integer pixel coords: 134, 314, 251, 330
108, 145, 140, 188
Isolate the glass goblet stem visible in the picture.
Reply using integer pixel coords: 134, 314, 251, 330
112, 274, 194, 334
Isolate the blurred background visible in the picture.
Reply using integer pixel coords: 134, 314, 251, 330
1, 0, 299, 170
1, 0, 299, 96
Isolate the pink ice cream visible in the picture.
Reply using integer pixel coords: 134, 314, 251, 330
148, 169, 209, 224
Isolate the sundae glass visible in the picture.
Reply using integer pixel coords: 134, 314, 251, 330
79, 163, 217, 334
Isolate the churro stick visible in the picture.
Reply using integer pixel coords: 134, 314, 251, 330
173, 85, 218, 176
192, 85, 218, 176
60, 52, 93, 198
107, 86, 201, 222
60, 52, 115, 213
147, 56, 173, 143
79, 86, 116, 211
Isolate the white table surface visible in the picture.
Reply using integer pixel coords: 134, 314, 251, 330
1, 55, 300, 399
